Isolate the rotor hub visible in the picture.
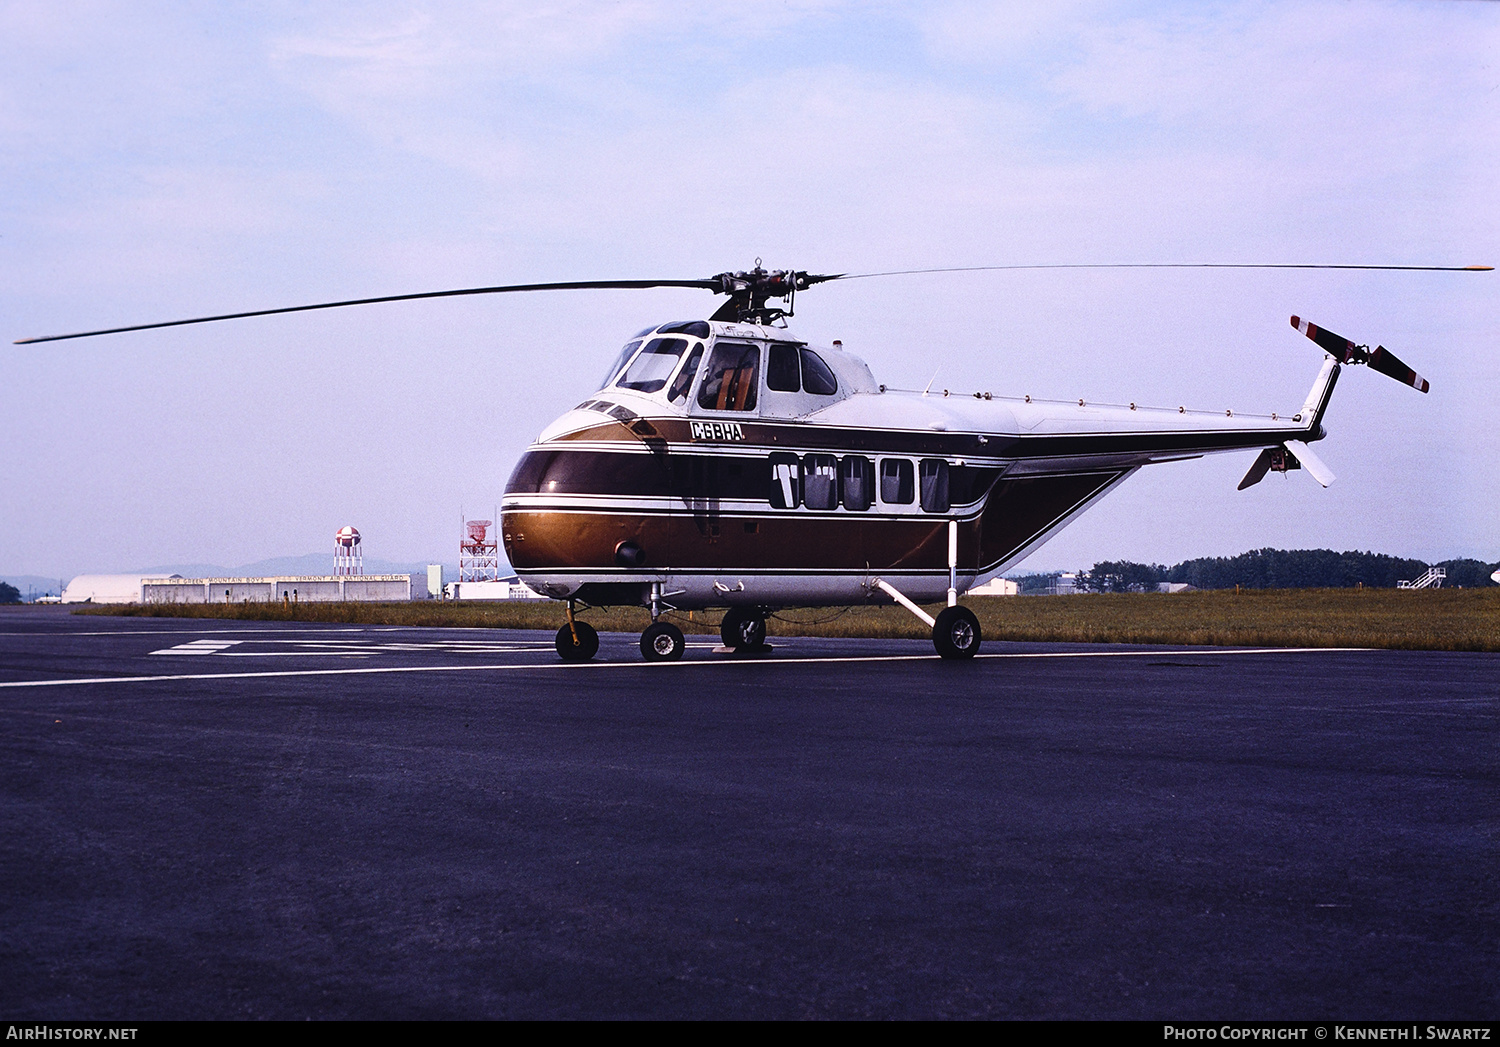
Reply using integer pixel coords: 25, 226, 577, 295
707, 261, 838, 324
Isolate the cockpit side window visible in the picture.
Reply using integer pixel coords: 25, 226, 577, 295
697, 342, 760, 412
667, 342, 704, 403
767, 343, 800, 392
800, 348, 839, 396
600, 340, 643, 390
616, 337, 689, 393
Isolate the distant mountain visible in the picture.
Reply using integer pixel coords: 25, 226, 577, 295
132, 562, 229, 577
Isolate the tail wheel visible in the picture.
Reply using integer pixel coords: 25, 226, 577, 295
555, 621, 600, 662
932, 606, 981, 660
640, 622, 685, 662
719, 608, 767, 649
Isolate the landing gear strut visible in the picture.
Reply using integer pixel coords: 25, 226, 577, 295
555, 600, 599, 661
874, 519, 982, 660
639, 581, 684, 661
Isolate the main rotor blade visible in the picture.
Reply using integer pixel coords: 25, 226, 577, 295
836, 263, 1492, 281
15, 278, 720, 344
19, 261, 1490, 344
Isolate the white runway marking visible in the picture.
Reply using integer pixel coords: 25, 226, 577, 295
0, 647, 1374, 689
150, 637, 558, 657
151, 639, 244, 655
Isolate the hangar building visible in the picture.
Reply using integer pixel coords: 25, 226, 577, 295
61, 574, 412, 604
143, 575, 411, 603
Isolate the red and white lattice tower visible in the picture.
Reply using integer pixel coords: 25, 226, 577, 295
459, 519, 499, 581
334, 525, 363, 576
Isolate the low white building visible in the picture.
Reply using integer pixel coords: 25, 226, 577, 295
445, 577, 548, 601
61, 574, 412, 604
144, 576, 411, 603
966, 577, 1019, 596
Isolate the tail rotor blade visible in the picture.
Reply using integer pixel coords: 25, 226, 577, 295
1290, 315, 1359, 362
1366, 345, 1431, 393
1237, 447, 1277, 490
1285, 440, 1337, 487
1290, 315, 1430, 394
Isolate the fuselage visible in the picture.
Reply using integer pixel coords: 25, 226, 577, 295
501, 319, 1327, 610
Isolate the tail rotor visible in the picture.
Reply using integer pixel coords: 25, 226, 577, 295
1290, 315, 1430, 393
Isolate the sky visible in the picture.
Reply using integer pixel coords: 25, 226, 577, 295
3, 0, 1497, 578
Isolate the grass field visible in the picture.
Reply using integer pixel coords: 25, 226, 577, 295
72, 587, 1500, 652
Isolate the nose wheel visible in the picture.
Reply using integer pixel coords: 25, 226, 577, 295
640, 621, 685, 661
555, 620, 599, 661
555, 600, 600, 662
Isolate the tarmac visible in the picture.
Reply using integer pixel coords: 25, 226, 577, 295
1, 606, 1496, 1019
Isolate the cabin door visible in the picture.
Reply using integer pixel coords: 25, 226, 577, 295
683, 340, 763, 550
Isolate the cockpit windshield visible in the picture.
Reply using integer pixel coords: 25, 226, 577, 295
616, 337, 693, 394
599, 340, 642, 390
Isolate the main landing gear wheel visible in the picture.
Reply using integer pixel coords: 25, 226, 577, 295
555, 621, 599, 662
932, 606, 981, 660
640, 622, 685, 662
719, 608, 767, 650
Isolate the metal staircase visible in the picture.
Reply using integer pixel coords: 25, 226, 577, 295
1397, 566, 1446, 589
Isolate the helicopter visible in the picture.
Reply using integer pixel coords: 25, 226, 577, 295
19, 261, 1489, 662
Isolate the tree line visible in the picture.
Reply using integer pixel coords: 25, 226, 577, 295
1013, 549, 1498, 593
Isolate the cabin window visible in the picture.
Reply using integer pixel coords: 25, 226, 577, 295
599, 340, 642, 389
880, 458, 914, 504
800, 349, 838, 395
841, 456, 874, 511
616, 337, 691, 393
947, 464, 1000, 506
667, 342, 704, 402
656, 320, 711, 337
698, 342, 760, 411
919, 458, 950, 514
764, 343, 837, 396
767, 343, 801, 392
802, 454, 838, 510
768, 452, 801, 508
